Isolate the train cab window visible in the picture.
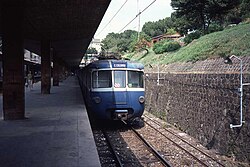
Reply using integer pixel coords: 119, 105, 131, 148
128, 71, 144, 88
92, 70, 112, 88
114, 71, 126, 88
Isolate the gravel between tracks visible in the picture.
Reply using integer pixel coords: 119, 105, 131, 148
143, 111, 249, 167
92, 112, 249, 166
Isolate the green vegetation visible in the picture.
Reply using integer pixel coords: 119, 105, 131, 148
101, 30, 138, 53
125, 23, 250, 65
101, 0, 250, 61
183, 31, 202, 44
124, 48, 163, 65
142, 17, 174, 37
101, 30, 151, 54
153, 40, 181, 54
171, 0, 241, 34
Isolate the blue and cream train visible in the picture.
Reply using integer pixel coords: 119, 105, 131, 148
78, 59, 145, 121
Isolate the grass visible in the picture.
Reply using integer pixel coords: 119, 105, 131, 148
124, 49, 163, 65
124, 23, 250, 65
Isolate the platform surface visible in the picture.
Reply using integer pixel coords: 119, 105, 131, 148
0, 77, 101, 167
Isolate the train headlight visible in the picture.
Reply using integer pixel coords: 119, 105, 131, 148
93, 96, 101, 104
139, 96, 145, 104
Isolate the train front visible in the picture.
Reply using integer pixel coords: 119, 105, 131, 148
90, 60, 145, 121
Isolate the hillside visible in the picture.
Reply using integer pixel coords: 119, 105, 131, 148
125, 23, 250, 66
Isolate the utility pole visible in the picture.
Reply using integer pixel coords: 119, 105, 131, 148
137, 0, 140, 42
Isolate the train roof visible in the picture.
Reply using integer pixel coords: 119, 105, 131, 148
86, 59, 144, 70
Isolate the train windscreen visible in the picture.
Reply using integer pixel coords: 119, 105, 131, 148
128, 71, 144, 88
92, 70, 112, 88
114, 71, 126, 88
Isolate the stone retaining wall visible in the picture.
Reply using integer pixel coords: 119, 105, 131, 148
145, 57, 250, 163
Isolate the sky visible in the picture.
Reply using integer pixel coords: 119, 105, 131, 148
94, 0, 173, 40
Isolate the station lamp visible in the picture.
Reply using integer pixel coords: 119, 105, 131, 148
224, 55, 250, 128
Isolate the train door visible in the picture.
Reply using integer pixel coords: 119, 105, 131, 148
113, 70, 127, 105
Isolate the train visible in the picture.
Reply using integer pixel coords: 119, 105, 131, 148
78, 59, 145, 123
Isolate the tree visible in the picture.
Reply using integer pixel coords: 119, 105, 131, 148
171, 0, 241, 34
171, 12, 194, 35
133, 32, 151, 52
240, 0, 250, 19
101, 30, 138, 53
101, 32, 121, 50
142, 17, 174, 37
117, 30, 137, 53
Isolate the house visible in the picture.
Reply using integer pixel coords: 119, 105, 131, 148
152, 33, 182, 44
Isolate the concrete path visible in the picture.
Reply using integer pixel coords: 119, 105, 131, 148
0, 77, 101, 167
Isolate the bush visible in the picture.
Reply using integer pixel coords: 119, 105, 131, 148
184, 31, 201, 44
164, 41, 181, 52
153, 40, 181, 54
153, 44, 165, 54
183, 35, 192, 44
208, 23, 224, 33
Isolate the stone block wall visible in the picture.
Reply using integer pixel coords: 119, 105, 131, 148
144, 57, 250, 163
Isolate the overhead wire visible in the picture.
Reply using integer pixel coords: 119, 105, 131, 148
118, 0, 157, 33
95, 0, 129, 37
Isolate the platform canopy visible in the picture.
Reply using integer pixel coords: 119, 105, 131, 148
0, 0, 111, 68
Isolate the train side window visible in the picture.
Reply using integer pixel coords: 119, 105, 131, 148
128, 71, 144, 88
92, 70, 112, 88
114, 71, 126, 88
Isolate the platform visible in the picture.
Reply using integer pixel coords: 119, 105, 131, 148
0, 77, 101, 167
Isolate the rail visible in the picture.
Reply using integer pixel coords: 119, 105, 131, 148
122, 120, 172, 167
144, 115, 225, 167
102, 130, 123, 167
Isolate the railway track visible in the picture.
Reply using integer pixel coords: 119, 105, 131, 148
142, 114, 226, 166
92, 129, 120, 166
122, 120, 172, 167
99, 123, 172, 167
90, 112, 232, 166
91, 118, 172, 167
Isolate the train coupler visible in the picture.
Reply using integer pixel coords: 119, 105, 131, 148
113, 110, 128, 120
